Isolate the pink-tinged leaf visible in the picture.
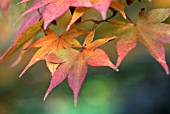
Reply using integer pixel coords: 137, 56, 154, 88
0, 0, 10, 18
68, 55, 88, 106
137, 27, 169, 74
66, 7, 88, 31
71, 0, 92, 7
44, 62, 70, 100
43, 0, 70, 29
39, 29, 117, 105
92, 0, 111, 19
116, 36, 137, 67
86, 49, 117, 70
17, 0, 112, 28
16, 2, 41, 38
16, 0, 54, 23
109, 8, 170, 74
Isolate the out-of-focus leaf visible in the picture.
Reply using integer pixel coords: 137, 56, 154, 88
0, 20, 43, 63
16, 0, 41, 38
0, 0, 10, 18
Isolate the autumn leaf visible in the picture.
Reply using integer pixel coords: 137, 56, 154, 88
16, 0, 118, 29
66, 0, 126, 31
16, 0, 92, 29
46, 61, 59, 75
66, 7, 88, 31
43, 30, 117, 106
0, 20, 43, 63
109, 8, 170, 74
19, 28, 86, 77
16, 0, 41, 38
110, 0, 126, 19
0, 0, 10, 18
91, 0, 111, 19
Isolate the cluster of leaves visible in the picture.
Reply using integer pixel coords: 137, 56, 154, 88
0, 0, 170, 105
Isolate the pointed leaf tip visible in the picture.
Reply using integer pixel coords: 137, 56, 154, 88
74, 92, 78, 107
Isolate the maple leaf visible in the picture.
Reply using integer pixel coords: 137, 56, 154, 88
19, 28, 86, 77
109, 8, 170, 74
0, 0, 10, 18
66, 7, 88, 31
0, 20, 43, 63
43, 30, 117, 106
16, 0, 92, 29
66, 0, 126, 30
16, 0, 118, 29
16, 0, 41, 38
110, 0, 126, 19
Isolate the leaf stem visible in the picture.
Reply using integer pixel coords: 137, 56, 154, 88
126, 14, 136, 25
81, 9, 117, 30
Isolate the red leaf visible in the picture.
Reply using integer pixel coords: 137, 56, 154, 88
0, 0, 10, 18
16, 0, 41, 38
110, 8, 170, 74
44, 30, 117, 106
16, 0, 115, 29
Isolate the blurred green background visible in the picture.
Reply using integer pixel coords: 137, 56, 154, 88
0, 0, 170, 114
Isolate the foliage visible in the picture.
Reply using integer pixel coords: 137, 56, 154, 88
0, 0, 170, 106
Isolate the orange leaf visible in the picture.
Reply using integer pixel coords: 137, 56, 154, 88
110, 0, 126, 19
19, 28, 86, 77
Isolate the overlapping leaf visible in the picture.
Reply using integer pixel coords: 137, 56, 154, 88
109, 8, 170, 74
110, 0, 126, 19
66, 0, 126, 30
43, 30, 117, 106
16, 0, 41, 38
19, 28, 86, 77
16, 0, 122, 29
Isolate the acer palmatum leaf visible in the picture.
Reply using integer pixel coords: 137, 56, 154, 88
0, 0, 10, 18
46, 61, 59, 75
110, 0, 126, 19
19, 28, 86, 77
16, 0, 41, 38
66, 7, 88, 31
16, 0, 115, 29
44, 30, 117, 106
66, 0, 126, 31
109, 8, 170, 74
